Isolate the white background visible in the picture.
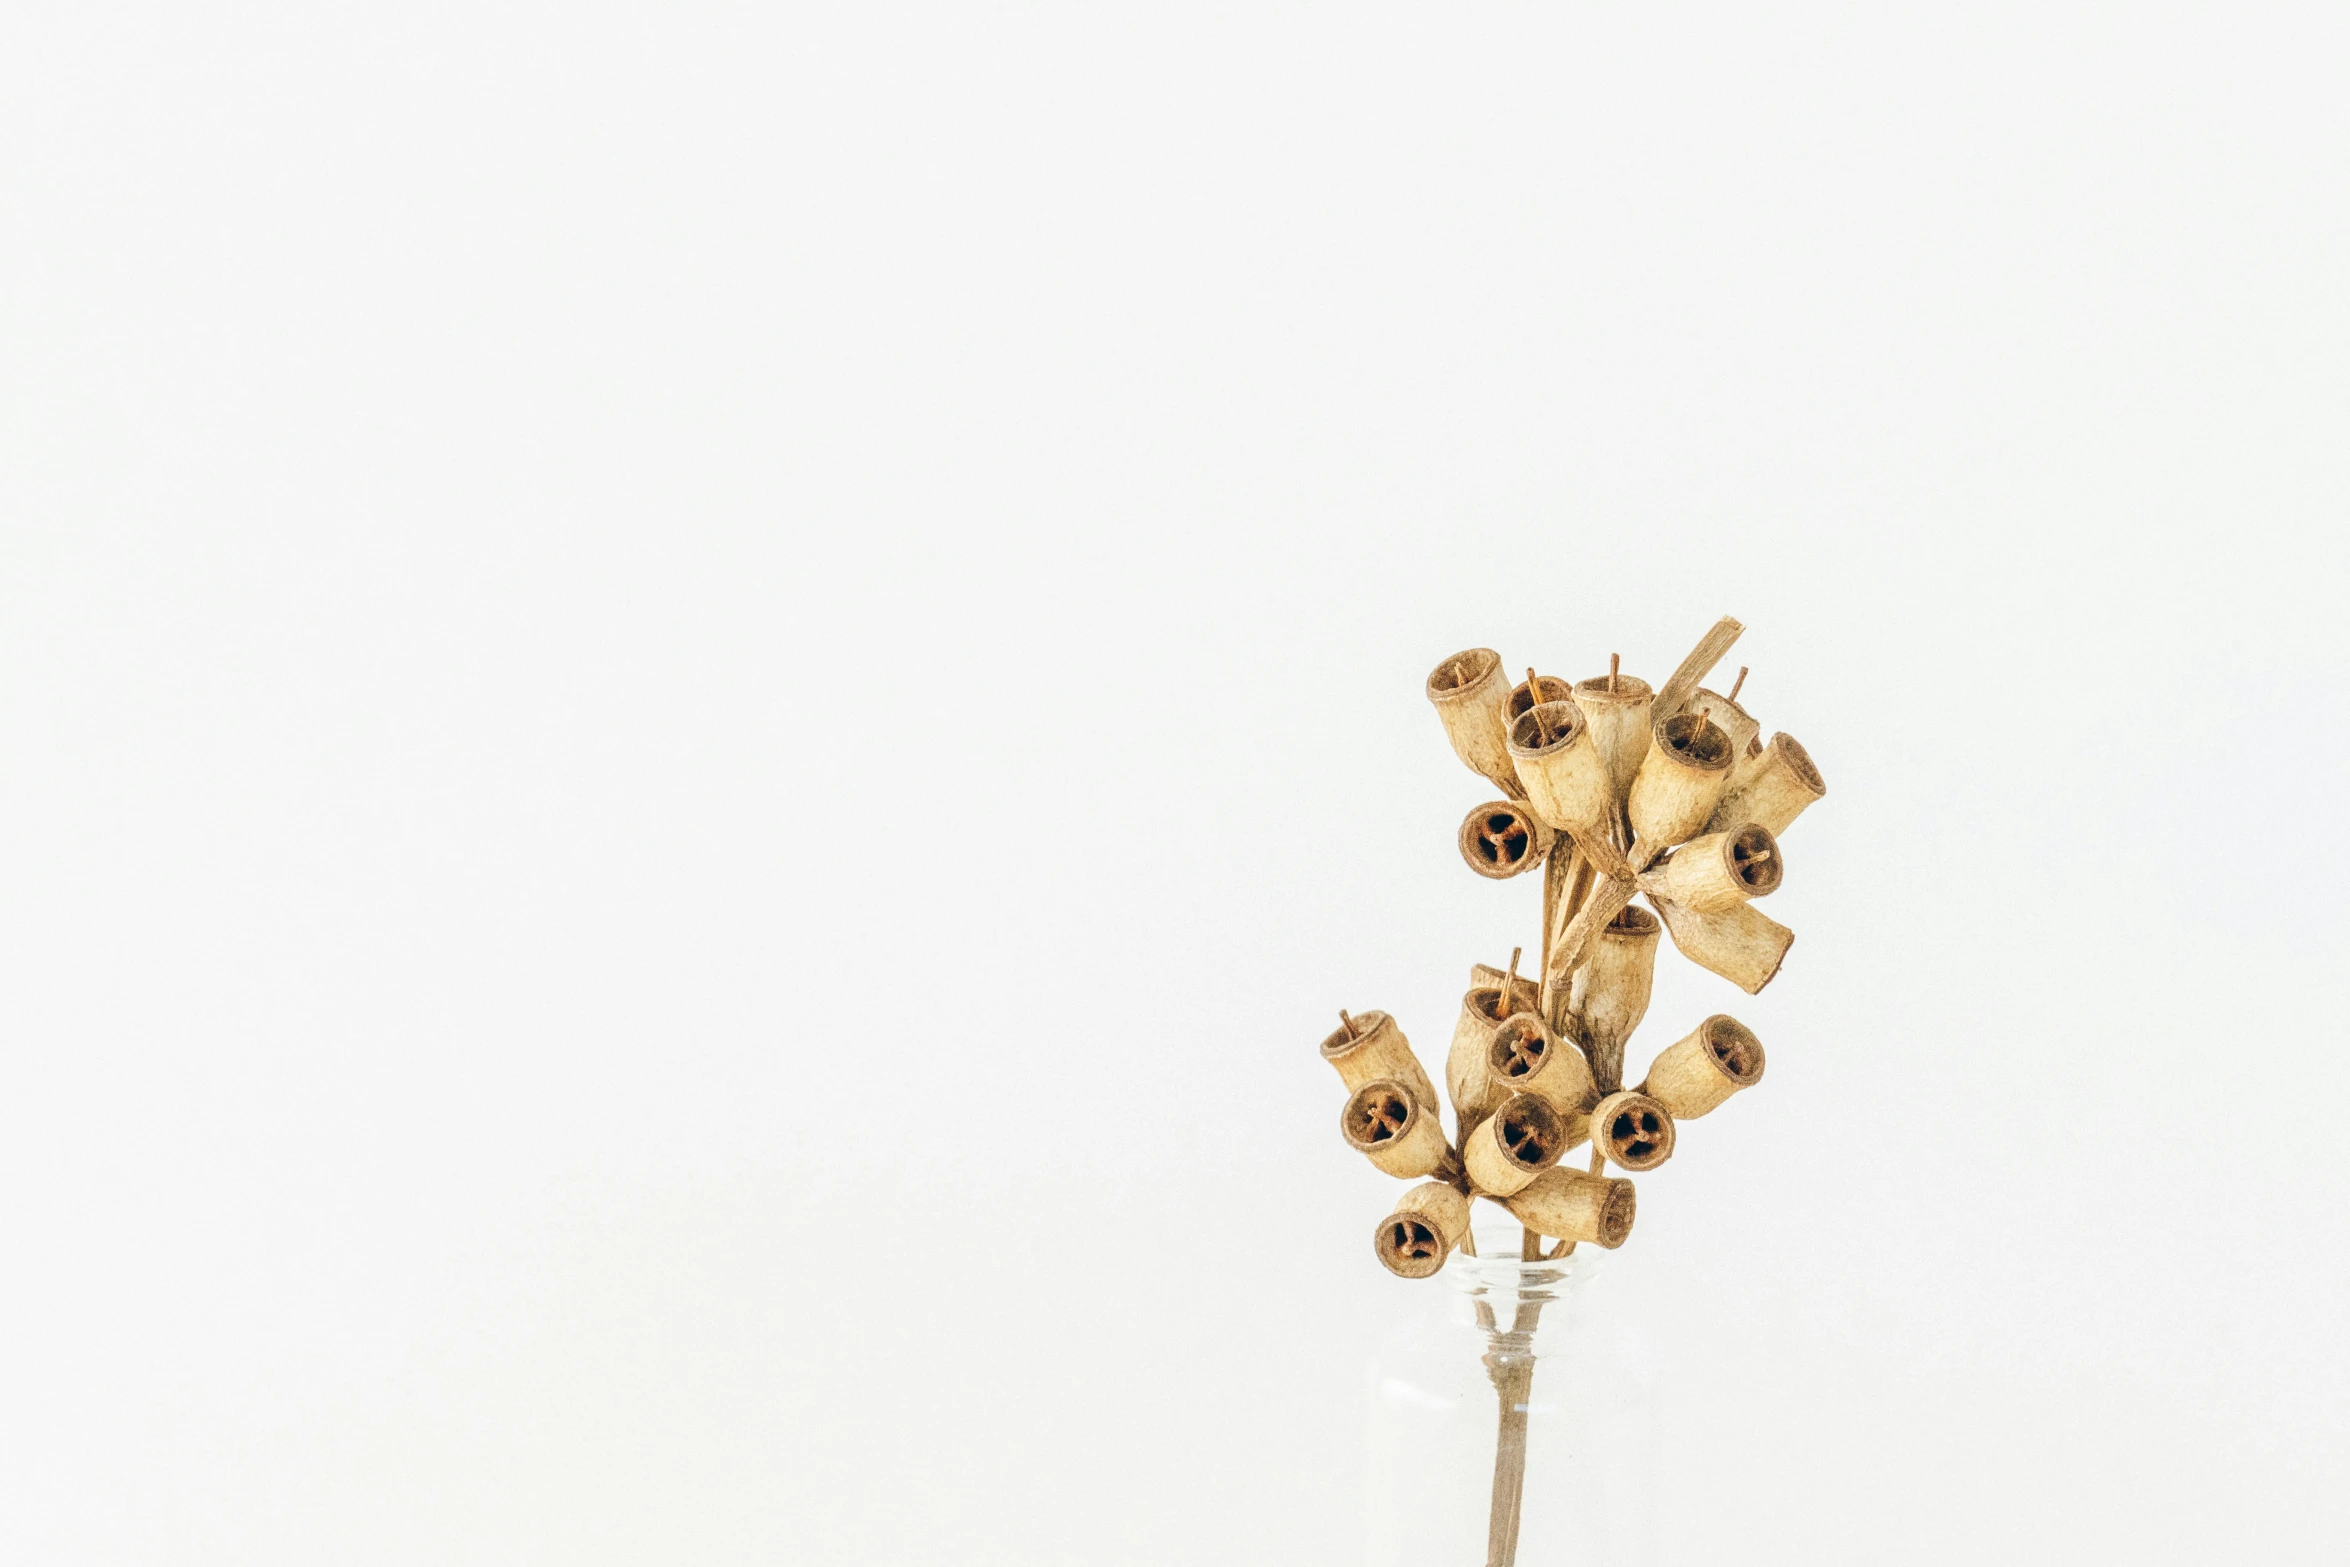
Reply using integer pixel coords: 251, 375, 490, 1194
4, 5, 2346, 1563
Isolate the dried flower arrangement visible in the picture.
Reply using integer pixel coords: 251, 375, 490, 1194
1320, 616, 1824, 1566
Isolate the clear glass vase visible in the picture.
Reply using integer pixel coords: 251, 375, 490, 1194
1364, 1217, 1657, 1567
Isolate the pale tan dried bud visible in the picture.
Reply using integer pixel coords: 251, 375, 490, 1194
1373, 1181, 1473, 1279
1652, 897, 1795, 994
1628, 709, 1734, 853
1639, 1015, 1765, 1120
1637, 823, 1782, 914
1569, 903, 1663, 1094
1505, 1165, 1636, 1248
1319, 1010, 1439, 1112
1340, 1079, 1453, 1180
1461, 1092, 1567, 1197
1703, 732, 1824, 837
1446, 987, 1515, 1122
1425, 648, 1516, 790
1507, 702, 1616, 840
1483, 1011, 1594, 1132
1571, 672, 1654, 801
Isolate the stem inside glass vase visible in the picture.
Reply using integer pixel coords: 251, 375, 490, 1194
1477, 1229, 1553, 1567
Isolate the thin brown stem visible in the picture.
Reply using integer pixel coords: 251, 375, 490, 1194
1728, 664, 1748, 703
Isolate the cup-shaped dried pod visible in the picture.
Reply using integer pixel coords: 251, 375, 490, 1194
1705, 732, 1825, 838
1567, 903, 1663, 1094
1461, 1092, 1567, 1197
1506, 702, 1616, 839
1652, 897, 1795, 995
1571, 673, 1654, 801
1640, 1014, 1765, 1120
1504, 1164, 1636, 1248
1589, 1089, 1676, 1171
1503, 671, 1577, 726
1372, 1181, 1473, 1279
1637, 823, 1783, 915
1446, 987, 1514, 1122
1685, 686, 1761, 768
1456, 799, 1553, 880
1424, 648, 1517, 789
1320, 1010, 1440, 1111
1484, 1012, 1595, 1125
1627, 708, 1735, 852
1468, 963, 1543, 1017
1341, 1079, 1454, 1180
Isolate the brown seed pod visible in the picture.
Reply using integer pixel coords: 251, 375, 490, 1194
1319, 1010, 1439, 1112
1704, 732, 1825, 838
1589, 1089, 1676, 1171
1638, 823, 1782, 915
1505, 1165, 1636, 1248
1685, 685, 1761, 778
1340, 1079, 1453, 1180
1425, 648, 1517, 790
1627, 709, 1735, 852
1571, 672, 1654, 801
1462, 1092, 1567, 1197
1372, 1181, 1473, 1279
1468, 963, 1542, 1017
1568, 903, 1662, 1094
1640, 1014, 1765, 1120
1503, 671, 1577, 725
1506, 702, 1616, 841
1484, 1012, 1595, 1127
1652, 897, 1795, 994
1456, 799, 1554, 880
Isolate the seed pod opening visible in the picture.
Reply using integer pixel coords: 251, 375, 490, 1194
1505, 1164, 1636, 1248
1506, 702, 1616, 839
1456, 799, 1554, 880
1372, 1181, 1473, 1279
1468, 964, 1543, 1018
1638, 823, 1782, 914
1652, 897, 1795, 994
1571, 673, 1654, 801
1568, 903, 1663, 1094
1590, 1089, 1676, 1171
1319, 1010, 1439, 1111
1640, 1014, 1765, 1120
1484, 1011, 1594, 1122
1686, 687, 1761, 771
1340, 1079, 1453, 1180
1462, 1092, 1567, 1196
1628, 709, 1735, 852
1425, 648, 1517, 789
1704, 732, 1825, 838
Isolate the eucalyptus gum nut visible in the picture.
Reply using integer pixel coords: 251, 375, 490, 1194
1319, 1010, 1439, 1113
1506, 1165, 1636, 1248
1589, 1090, 1676, 1172
1462, 1093, 1567, 1197
1637, 824, 1782, 915
1457, 799, 1553, 880
1653, 897, 1795, 995
1425, 648, 1517, 790
1570, 673, 1654, 803
1507, 702, 1615, 840
1704, 732, 1825, 838
1640, 1015, 1764, 1120
1627, 709, 1734, 853
1568, 903, 1662, 1094
1340, 1079, 1453, 1180
1373, 1182, 1473, 1279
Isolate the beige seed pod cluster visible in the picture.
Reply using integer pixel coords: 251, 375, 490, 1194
1317, 615, 1827, 1567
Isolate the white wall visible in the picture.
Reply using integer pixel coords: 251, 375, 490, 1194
3, 5, 2344, 1562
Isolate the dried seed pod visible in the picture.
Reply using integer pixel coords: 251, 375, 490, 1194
1685, 686, 1761, 772
1456, 799, 1553, 880
1640, 1014, 1765, 1119
1589, 1089, 1676, 1171
1505, 1164, 1636, 1248
1571, 672, 1654, 801
1425, 648, 1517, 789
1319, 1010, 1440, 1112
1504, 671, 1577, 726
1637, 823, 1782, 914
1341, 1079, 1454, 1179
1506, 702, 1616, 840
1627, 709, 1735, 852
1468, 963, 1542, 1017
1484, 1012, 1595, 1132
1461, 1092, 1567, 1196
1373, 1181, 1473, 1279
1704, 732, 1825, 838
1568, 903, 1663, 1094
1652, 897, 1795, 994
1446, 986, 1516, 1122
